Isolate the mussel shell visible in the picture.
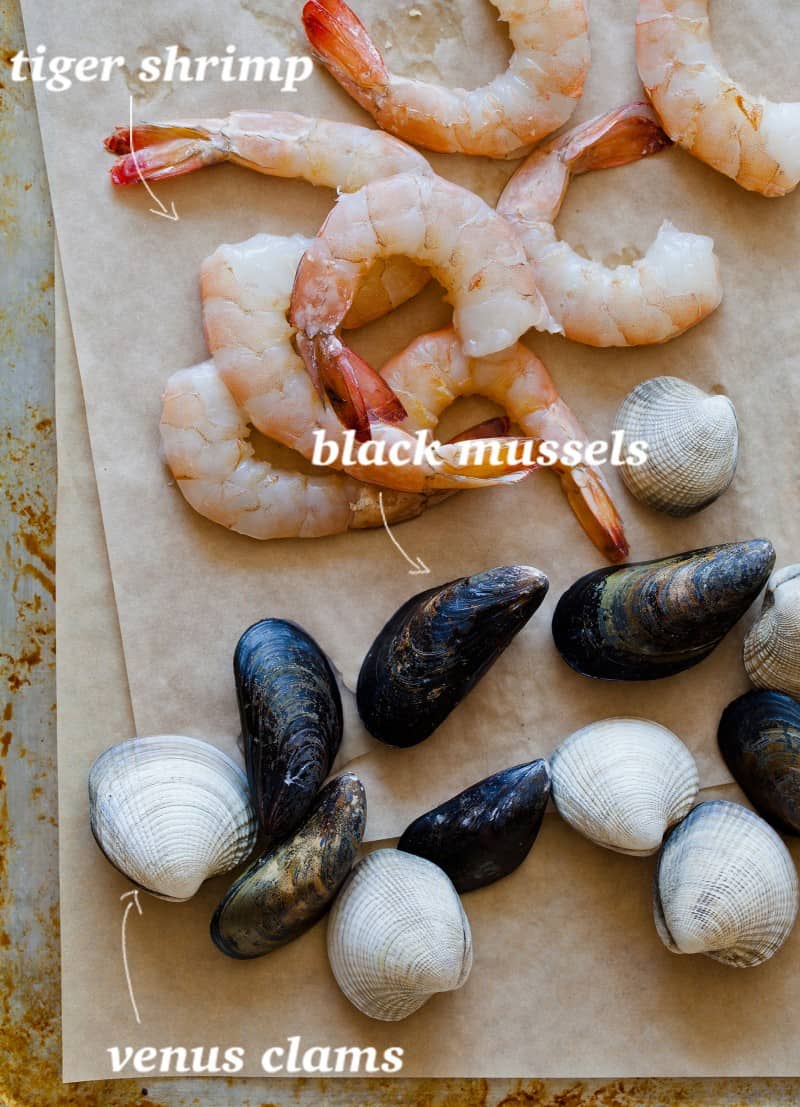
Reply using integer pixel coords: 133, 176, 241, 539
235, 618, 342, 840
718, 690, 800, 836
397, 760, 551, 892
357, 565, 549, 747
552, 541, 775, 681
210, 772, 366, 959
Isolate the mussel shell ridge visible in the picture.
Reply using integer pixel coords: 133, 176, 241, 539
210, 772, 366, 959
357, 565, 549, 747
718, 690, 800, 836
398, 760, 551, 892
552, 541, 775, 681
234, 618, 342, 839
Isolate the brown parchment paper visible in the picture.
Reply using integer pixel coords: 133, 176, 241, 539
54, 274, 800, 1081
26, 0, 800, 840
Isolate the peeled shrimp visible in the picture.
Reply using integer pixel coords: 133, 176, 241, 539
382, 328, 629, 562
636, 0, 800, 197
203, 232, 533, 493
160, 361, 437, 538
497, 102, 723, 346
104, 110, 433, 327
302, 0, 590, 158
289, 170, 556, 424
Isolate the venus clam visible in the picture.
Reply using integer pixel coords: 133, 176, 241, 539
743, 565, 800, 698
327, 849, 473, 1021
88, 735, 257, 901
398, 760, 551, 891
211, 771, 366, 958
653, 801, 799, 967
616, 377, 738, 516
552, 541, 775, 681
357, 565, 549, 747
235, 618, 342, 840
550, 719, 698, 855
718, 690, 800, 836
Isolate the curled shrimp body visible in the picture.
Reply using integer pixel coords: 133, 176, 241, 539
160, 361, 435, 539
497, 102, 723, 346
104, 110, 433, 327
289, 170, 556, 416
302, 0, 590, 158
202, 232, 533, 493
636, 0, 800, 197
382, 328, 629, 562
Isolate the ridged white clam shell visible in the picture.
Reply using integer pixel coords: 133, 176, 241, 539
88, 735, 257, 901
744, 565, 800, 699
327, 848, 473, 1021
654, 801, 799, 967
550, 718, 699, 856
616, 376, 738, 516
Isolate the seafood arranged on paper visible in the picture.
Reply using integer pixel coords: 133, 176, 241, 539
357, 565, 549, 747
398, 760, 551, 892
636, 0, 800, 196
302, 0, 590, 158
552, 541, 776, 681
615, 377, 739, 517
327, 848, 473, 1020
497, 102, 723, 346
718, 690, 800, 837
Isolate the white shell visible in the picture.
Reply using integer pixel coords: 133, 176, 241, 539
744, 564, 800, 699
327, 848, 473, 1021
550, 718, 699, 856
616, 376, 738, 516
88, 735, 257, 901
654, 801, 799, 968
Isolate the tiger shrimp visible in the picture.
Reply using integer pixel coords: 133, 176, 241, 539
104, 110, 434, 327
202, 232, 535, 493
302, 0, 590, 158
160, 360, 443, 538
497, 102, 723, 346
382, 328, 629, 561
288, 170, 557, 430
636, 0, 800, 197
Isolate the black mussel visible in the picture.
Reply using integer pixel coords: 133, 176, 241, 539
234, 618, 342, 840
552, 540, 775, 681
357, 565, 549, 748
398, 759, 551, 892
718, 690, 800, 836
211, 772, 366, 959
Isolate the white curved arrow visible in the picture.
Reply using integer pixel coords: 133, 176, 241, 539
127, 96, 179, 221
378, 492, 430, 575
120, 889, 143, 1024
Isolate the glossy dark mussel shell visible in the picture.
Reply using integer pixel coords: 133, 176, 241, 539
211, 772, 366, 959
357, 565, 549, 748
552, 540, 775, 681
398, 759, 551, 892
234, 618, 342, 840
718, 689, 800, 836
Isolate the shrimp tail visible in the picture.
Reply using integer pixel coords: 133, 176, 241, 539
302, 0, 389, 99
557, 101, 672, 176
105, 122, 226, 185
304, 335, 407, 442
445, 416, 511, 444
435, 428, 538, 485
559, 465, 629, 563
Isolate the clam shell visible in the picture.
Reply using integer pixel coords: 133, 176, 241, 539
550, 719, 699, 855
398, 760, 551, 891
357, 565, 549, 747
327, 849, 473, 1021
88, 735, 257, 901
552, 540, 775, 680
654, 801, 798, 967
616, 377, 738, 516
743, 565, 800, 698
718, 690, 800, 836
235, 618, 342, 840
211, 771, 366, 959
